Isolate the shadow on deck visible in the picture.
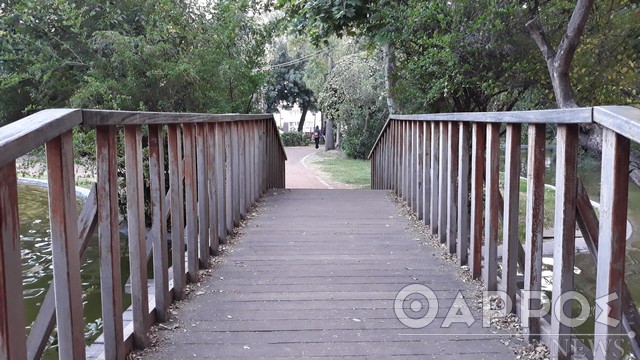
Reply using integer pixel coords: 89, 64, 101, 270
141, 189, 518, 359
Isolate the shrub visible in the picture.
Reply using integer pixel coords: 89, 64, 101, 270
280, 131, 310, 147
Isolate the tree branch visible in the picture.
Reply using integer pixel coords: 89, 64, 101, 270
555, 0, 595, 73
525, 18, 555, 62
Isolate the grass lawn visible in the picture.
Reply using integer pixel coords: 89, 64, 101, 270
315, 151, 371, 189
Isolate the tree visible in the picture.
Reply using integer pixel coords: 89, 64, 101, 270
525, 0, 594, 108
275, 0, 403, 115
0, 0, 272, 121
319, 52, 388, 159
525, 0, 640, 184
264, 40, 317, 132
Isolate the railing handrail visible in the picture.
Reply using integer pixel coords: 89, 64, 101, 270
0, 109, 287, 166
0, 109, 82, 167
368, 105, 640, 159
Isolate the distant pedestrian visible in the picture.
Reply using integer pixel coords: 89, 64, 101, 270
313, 126, 321, 149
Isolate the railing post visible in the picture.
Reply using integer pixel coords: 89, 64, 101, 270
524, 124, 546, 340
408, 121, 415, 211
0, 161, 27, 360
183, 124, 199, 282
438, 122, 449, 243
231, 122, 241, 226
550, 124, 579, 359
196, 123, 210, 269
430, 122, 440, 231
239, 122, 247, 219
225, 124, 234, 234
457, 122, 470, 265
416, 123, 424, 219
483, 123, 500, 291
97, 126, 126, 358
206, 123, 220, 255
502, 123, 521, 310
423, 122, 431, 225
168, 124, 186, 300
395, 121, 400, 194
46, 132, 86, 358
469, 123, 486, 280
446, 122, 459, 254
216, 122, 227, 243
123, 125, 150, 348
149, 125, 169, 320
593, 128, 630, 359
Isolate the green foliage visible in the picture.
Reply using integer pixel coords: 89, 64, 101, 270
319, 52, 387, 159
0, 0, 272, 122
280, 131, 310, 147
264, 40, 317, 130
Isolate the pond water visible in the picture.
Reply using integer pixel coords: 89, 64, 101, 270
18, 182, 130, 358
516, 148, 640, 355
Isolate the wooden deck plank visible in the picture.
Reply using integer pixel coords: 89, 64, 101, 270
143, 190, 517, 359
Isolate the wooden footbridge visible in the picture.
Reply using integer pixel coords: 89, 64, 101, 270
1, 107, 640, 359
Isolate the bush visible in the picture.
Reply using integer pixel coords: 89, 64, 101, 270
280, 131, 310, 147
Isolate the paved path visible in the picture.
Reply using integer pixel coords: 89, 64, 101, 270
284, 146, 346, 189
143, 190, 517, 359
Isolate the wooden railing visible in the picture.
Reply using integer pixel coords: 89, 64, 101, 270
0, 109, 286, 359
369, 106, 640, 360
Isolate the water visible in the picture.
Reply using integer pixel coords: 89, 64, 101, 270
18, 182, 130, 358
518, 148, 640, 356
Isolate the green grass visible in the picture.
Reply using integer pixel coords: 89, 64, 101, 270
315, 151, 371, 188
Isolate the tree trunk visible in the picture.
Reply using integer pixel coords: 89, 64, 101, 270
325, 119, 335, 150
382, 42, 398, 115
527, 0, 640, 187
297, 107, 308, 132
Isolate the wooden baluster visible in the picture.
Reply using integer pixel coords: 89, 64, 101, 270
196, 123, 210, 269
250, 122, 256, 205
447, 122, 459, 254
123, 126, 149, 348
96, 126, 125, 358
524, 124, 545, 340
483, 123, 500, 291
231, 123, 240, 226
0, 161, 27, 359
225, 124, 234, 232
400, 121, 406, 199
469, 123, 486, 280
423, 122, 431, 225
593, 129, 630, 359
407, 121, 417, 213
417, 123, 424, 219
260, 123, 266, 192
183, 124, 199, 281
502, 124, 521, 309
430, 122, 440, 232
395, 121, 400, 194
46, 132, 86, 358
168, 124, 186, 300
216, 123, 227, 243
206, 123, 219, 255
438, 122, 449, 243
457, 122, 470, 265
549, 124, 579, 359
148, 125, 169, 322
149, 125, 171, 322
239, 122, 247, 219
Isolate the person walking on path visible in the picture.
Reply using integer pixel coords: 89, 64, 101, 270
313, 126, 321, 149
